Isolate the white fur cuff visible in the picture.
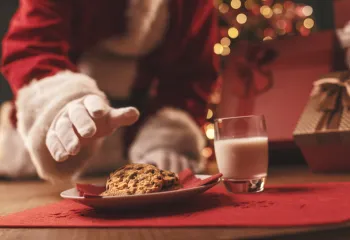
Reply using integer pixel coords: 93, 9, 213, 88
15, 71, 106, 182
129, 108, 206, 164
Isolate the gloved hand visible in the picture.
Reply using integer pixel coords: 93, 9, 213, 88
46, 94, 139, 162
135, 148, 200, 173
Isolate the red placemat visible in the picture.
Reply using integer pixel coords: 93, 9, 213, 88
1, 181, 350, 227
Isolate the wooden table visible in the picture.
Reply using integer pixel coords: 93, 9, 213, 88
2, 164, 350, 240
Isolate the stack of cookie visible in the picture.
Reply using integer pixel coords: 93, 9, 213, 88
101, 164, 181, 196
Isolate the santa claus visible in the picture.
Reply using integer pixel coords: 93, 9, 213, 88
0, 0, 218, 182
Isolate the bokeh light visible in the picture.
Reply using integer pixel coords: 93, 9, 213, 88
304, 18, 314, 29
222, 46, 231, 56
219, 3, 229, 13
273, 3, 283, 14
213, 43, 223, 55
206, 109, 213, 119
205, 124, 215, 140
302, 5, 313, 16
202, 147, 213, 158
220, 37, 231, 46
228, 27, 239, 38
236, 13, 247, 24
263, 36, 273, 41
260, 5, 273, 18
230, 0, 241, 9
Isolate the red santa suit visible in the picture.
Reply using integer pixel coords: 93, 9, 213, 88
0, 0, 218, 182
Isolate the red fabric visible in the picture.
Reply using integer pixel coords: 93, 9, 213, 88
177, 169, 223, 188
1, 182, 350, 227
76, 169, 223, 198
334, 0, 350, 28
1, 0, 219, 128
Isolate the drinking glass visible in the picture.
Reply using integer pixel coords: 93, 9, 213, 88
214, 115, 268, 193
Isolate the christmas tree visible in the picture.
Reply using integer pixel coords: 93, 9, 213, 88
202, 0, 316, 171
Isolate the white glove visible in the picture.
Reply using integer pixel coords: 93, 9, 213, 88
46, 94, 139, 162
134, 148, 201, 173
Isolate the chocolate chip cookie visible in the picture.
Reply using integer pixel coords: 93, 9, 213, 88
160, 169, 180, 189
101, 164, 163, 196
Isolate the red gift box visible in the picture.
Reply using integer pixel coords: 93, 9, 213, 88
217, 30, 346, 163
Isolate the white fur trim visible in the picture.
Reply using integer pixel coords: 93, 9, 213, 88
129, 108, 206, 166
77, 0, 168, 98
0, 102, 36, 178
102, 0, 168, 56
15, 71, 107, 182
337, 21, 350, 49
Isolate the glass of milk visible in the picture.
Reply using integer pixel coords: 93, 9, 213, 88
214, 115, 268, 193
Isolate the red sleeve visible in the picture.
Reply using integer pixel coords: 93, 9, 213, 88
151, 0, 219, 127
1, 0, 76, 95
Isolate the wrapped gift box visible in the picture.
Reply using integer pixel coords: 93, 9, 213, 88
294, 71, 350, 172
218, 30, 346, 163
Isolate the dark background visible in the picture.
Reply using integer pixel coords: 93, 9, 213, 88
0, 0, 335, 104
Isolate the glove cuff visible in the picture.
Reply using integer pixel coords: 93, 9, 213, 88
15, 70, 106, 182
129, 107, 206, 164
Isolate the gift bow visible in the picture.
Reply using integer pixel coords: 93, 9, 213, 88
310, 76, 350, 112
234, 45, 277, 97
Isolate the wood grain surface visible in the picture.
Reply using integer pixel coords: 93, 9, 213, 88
2, 165, 350, 240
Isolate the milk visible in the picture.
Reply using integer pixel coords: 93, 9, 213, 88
214, 137, 268, 180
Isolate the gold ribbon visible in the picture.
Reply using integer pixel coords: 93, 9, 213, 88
310, 72, 350, 130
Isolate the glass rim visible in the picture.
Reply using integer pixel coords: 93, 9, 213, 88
214, 114, 265, 122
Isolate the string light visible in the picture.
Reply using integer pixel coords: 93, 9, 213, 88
302, 6, 313, 17
202, 147, 213, 158
206, 109, 214, 119
260, 5, 273, 18
304, 18, 314, 29
230, 0, 241, 9
236, 13, 247, 24
228, 27, 239, 38
218, 3, 229, 13
220, 37, 231, 46
205, 124, 215, 140
273, 3, 283, 14
213, 43, 223, 54
222, 46, 231, 56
